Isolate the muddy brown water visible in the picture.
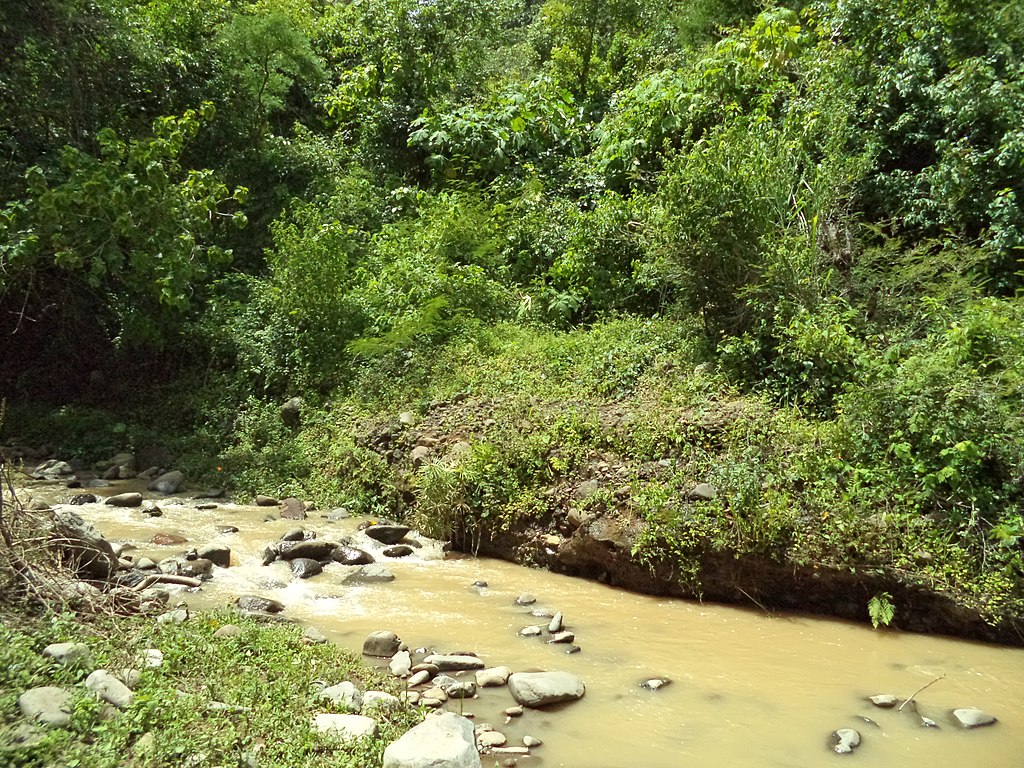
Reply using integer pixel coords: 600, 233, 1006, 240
26, 480, 1024, 767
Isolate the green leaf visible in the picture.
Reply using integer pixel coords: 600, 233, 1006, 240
868, 592, 895, 629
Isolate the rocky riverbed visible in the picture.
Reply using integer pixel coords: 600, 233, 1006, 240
4, 459, 1024, 767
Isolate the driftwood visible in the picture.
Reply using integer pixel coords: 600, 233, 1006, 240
898, 675, 946, 712
130, 573, 203, 591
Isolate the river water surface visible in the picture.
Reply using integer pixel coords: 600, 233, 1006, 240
27, 480, 1024, 767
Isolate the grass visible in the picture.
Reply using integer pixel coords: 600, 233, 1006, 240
0, 611, 422, 768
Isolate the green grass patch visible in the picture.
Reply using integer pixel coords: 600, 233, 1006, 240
0, 612, 421, 768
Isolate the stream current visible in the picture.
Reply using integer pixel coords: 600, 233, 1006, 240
26, 479, 1024, 767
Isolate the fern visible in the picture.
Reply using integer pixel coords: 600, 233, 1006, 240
868, 592, 895, 629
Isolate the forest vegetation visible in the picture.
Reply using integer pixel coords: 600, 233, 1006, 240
1, 0, 1023, 631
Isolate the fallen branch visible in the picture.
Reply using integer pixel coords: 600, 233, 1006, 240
130, 574, 203, 591
898, 674, 946, 712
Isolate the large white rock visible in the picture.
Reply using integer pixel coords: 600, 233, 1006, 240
315, 681, 363, 713
390, 650, 412, 677
422, 654, 485, 671
313, 714, 378, 741
475, 666, 511, 687
43, 642, 93, 669
953, 708, 998, 728
85, 670, 134, 709
18, 686, 74, 727
507, 671, 585, 708
383, 712, 481, 768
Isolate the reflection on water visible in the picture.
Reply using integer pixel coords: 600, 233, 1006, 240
25, 480, 1024, 767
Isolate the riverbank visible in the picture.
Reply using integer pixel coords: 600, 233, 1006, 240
3, 317, 1023, 647
0, 611, 422, 768
4, 476, 1024, 767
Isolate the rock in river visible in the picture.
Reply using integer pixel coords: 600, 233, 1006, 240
831, 728, 861, 754
363, 631, 402, 658
476, 667, 511, 688
198, 543, 231, 568
423, 654, 485, 672
868, 694, 898, 708
383, 545, 414, 558
952, 708, 997, 728
277, 540, 337, 561
291, 558, 323, 579
344, 565, 395, 584
280, 497, 307, 520
235, 595, 284, 614
365, 525, 411, 545
508, 672, 585, 708
105, 492, 143, 507
149, 471, 184, 494
332, 545, 375, 566
640, 678, 671, 691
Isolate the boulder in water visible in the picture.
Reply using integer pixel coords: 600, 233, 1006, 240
363, 631, 402, 658
149, 471, 184, 494
344, 565, 395, 584
332, 545, 375, 566
198, 543, 231, 568
280, 497, 307, 520
831, 728, 861, 754
365, 525, 410, 545
508, 671, 585, 708
290, 558, 323, 579
277, 540, 337, 561
952, 708, 997, 728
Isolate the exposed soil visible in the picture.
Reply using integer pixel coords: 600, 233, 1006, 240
360, 395, 1024, 647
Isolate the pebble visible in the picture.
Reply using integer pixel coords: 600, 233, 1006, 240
504, 706, 524, 717
515, 593, 536, 606
640, 678, 671, 691
477, 731, 507, 748
520, 626, 542, 637
523, 735, 542, 747
547, 612, 563, 633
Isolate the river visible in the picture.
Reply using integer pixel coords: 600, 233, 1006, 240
26, 480, 1024, 767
